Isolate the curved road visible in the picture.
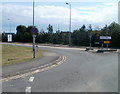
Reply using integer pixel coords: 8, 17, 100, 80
2, 45, 118, 92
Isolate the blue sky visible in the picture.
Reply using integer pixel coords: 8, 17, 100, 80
1, 0, 119, 33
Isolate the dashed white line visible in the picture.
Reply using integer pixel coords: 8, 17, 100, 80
29, 77, 34, 82
25, 87, 31, 92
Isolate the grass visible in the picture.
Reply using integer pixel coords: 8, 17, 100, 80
1, 44, 45, 66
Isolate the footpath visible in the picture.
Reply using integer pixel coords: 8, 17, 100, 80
2, 51, 62, 78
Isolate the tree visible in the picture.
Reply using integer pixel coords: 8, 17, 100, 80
88, 24, 92, 31
61, 32, 69, 45
72, 29, 89, 46
26, 26, 34, 34
47, 24, 54, 43
80, 24, 86, 31
52, 28, 61, 44
47, 24, 53, 34
108, 22, 120, 47
16, 25, 26, 35
16, 25, 33, 42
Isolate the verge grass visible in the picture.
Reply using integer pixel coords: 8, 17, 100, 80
2, 44, 45, 66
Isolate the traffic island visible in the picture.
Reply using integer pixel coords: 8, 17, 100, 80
96, 49, 117, 53
2, 44, 65, 80
2, 55, 66, 82
2, 52, 62, 78
85, 47, 93, 51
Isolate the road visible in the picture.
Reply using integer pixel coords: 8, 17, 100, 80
2, 45, 118, 92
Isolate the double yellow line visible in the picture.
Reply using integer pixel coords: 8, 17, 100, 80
1, 55, 67, 82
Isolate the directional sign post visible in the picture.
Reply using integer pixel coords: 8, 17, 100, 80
32, 27, 38, 58
104, 41, 110, 44
100, 36, 111, 49
100, 36, 111, 40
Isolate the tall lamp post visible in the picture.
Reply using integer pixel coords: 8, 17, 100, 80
66, 3, 72, 46
33, 0, 34, 27
8, 18, 11, 33
32, 0, 36, 58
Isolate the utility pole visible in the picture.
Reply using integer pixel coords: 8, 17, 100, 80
32, 0, 36, 58
106, 25, 109, 50
8, 19, 11, 33
89, 33, 92, 48
33, 0, 34, 27
66, 3, 72, 46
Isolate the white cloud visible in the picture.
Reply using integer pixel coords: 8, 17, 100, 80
2, 2, 118, 32
1, 0, 119, 3
71, 3, 118, 24
76, 7, 97, 11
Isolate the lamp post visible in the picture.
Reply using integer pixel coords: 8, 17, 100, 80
89, 33, 92, 48
106, 28, 109, 50
88, 24, 92, 48
66, 2, 72, 46
33, 0, 34, 27
8, 18, 11, 33
32, 0, 36, 58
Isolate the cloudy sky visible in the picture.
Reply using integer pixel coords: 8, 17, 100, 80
1, 0, 119, 33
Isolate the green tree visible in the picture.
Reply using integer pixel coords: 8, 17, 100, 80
47, 24, 53, 34
16, 25, 26, 35
26, 26, 34, 34
72, 29, 89, 46
52, 28, 61, 44
80, 24, 86, 31
108, 22, 120, 47
47, 24, 54, 43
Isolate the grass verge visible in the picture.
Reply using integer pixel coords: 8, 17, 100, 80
1, 44, 45, 66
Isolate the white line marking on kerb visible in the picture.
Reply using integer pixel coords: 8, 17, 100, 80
25, 87, 31, 92
29, 77, 34, 82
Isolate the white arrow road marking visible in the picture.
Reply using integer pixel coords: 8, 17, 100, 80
25, 87, 31, 92
29, 77, 34, 82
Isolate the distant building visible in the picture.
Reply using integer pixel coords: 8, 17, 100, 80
118, 1, 120, 24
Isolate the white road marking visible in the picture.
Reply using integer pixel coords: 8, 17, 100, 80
25, 87, 31, 92
29, 77, 34, 82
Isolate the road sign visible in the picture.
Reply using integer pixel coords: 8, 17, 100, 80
32, 27, 38, 34
104, 41, 110, 44
100, 36, 111, 39
7, 34, 12, 42
95, 42, 100, 44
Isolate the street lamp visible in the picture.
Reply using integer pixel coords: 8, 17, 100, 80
66, 2, 72, 46
32, 0, 36, 58
8, 18, 11, 33
33, 0, 34, 27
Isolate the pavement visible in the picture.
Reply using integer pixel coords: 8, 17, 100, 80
2, 50, 61, 78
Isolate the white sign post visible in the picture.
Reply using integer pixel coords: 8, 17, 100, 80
32, 27, 38, 58
100, 36, 111, 40
33, 35, 36, 58
100, 36, 111, 49
7, 34, 12, 42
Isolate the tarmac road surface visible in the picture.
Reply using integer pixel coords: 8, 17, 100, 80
2, 44, 118, 92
